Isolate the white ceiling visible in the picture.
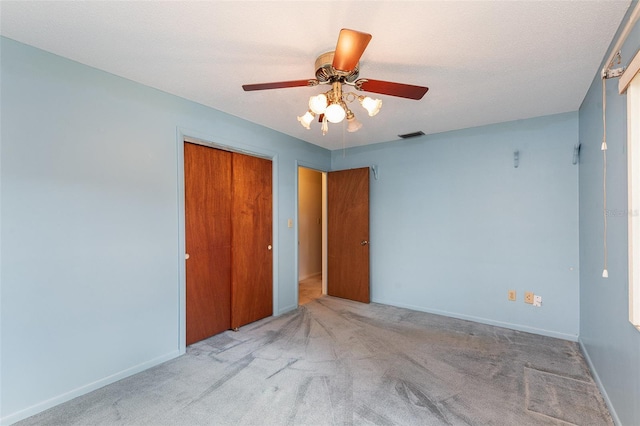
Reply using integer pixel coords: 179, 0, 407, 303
0, 1, 631, 150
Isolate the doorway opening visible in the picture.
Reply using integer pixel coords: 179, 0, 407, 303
297, 165, 370, 306
298, 167, 325, 305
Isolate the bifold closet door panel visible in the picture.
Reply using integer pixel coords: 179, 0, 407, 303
231, 153, 273, 329
184, 143, 232, 345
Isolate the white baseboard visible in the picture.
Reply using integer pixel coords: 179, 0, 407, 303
372, 298, 579, 342
579, 339, 621, 425
277, 303, 298, 315
298, 272, 321, 282
1, 349, 181, 426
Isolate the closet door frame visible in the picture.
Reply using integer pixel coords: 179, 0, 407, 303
176, 130, 279, 353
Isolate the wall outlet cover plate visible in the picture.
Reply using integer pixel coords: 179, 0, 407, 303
524, 291, 534, 304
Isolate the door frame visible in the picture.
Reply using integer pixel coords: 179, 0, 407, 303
326, 167, 370, 303
296, 165, 373, 305
295, 162, 330, 305
176, 127, 278, 353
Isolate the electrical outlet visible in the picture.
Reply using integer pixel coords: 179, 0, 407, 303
508, 290, 516, 301
533, 295, 542, 307
524, 291, 534, 304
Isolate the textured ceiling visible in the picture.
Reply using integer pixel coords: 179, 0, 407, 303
0, 1, 631, 150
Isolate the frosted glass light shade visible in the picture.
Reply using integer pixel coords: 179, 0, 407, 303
325, 103, 346, 123
297, 111, 314, 129
309, 94, 327, 114
347, 116, 362, 132
361, 96, 382, 116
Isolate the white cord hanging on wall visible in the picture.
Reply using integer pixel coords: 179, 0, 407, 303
598, 1, 640, 280
602, 77, 609, 278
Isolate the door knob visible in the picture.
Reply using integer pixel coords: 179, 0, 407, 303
185, 253, 190, 260
268, 245, 272, 251
360, 240, 369, 246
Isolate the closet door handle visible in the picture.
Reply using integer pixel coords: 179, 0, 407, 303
267, 245, 272, 251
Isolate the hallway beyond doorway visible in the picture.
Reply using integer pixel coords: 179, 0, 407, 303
299, 274, 322, 305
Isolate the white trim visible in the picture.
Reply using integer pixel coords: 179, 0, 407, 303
604, 0, 640, 78
294, 161, 301, 308
322, 172, 328, 297
175, 127, 281, 339
176, 128, 187, 354
295, 160, 329, 307
619, 48, 640, 94
0, 350, 180, 425
627, 77, 640, 330
299, 272, 322, 281
578, 340, 621, 425
373, 298, 579, 342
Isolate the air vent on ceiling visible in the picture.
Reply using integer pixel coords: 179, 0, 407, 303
398, 131, 425, 139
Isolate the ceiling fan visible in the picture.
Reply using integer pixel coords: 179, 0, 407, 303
242, 29, 429, 135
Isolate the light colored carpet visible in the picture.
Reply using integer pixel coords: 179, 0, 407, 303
524, 367, 609, 424
17, 296, 613, 425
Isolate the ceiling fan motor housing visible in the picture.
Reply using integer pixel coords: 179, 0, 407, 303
315, 51, 360, 83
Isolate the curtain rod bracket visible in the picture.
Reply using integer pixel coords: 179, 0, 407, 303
602, 67, 626, 79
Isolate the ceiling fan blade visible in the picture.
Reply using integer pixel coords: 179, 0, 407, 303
355, 79, 429, 100
242, 79, 318, 91
332, 29, 372, 72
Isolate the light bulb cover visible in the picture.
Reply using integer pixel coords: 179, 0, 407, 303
360, 96, 382, 116
309, 94, 328, 114
297, 111, 315, 129
321, 116, 329, 135
325, 103, 346, 123
602, 269, 609, 278
347, 116, 363, 133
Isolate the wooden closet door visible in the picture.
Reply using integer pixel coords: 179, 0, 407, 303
184, 143, 232, 345
231, 153, 273, 329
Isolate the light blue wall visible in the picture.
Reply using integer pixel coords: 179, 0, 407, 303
5, 12, 640, 422
332, 112, 580, 340
578, 4, 640, 424
0, 37, 330, 424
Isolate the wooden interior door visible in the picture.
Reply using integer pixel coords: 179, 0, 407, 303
184, 143, 232, 345
327, 167, 370, 303
231, 153, 273, 329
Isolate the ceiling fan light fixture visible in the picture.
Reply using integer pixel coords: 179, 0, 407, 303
297, 110, 315, 129
309, 94, 328, 114
360, 96, 382, 116
242, 29, 429, 139
325, 102, 346, 123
